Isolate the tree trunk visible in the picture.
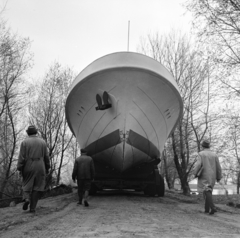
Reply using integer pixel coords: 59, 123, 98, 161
171, 134, 190, 195
162, 150, 173, 189
0, 178, 8, 199
56, 152, 64, 185
180, 176, 191, 195
237, 171, 240, 194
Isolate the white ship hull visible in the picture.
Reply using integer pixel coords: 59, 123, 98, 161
66, 52, 183, 184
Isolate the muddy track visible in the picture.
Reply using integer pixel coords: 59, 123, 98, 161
1, 189, 240, 238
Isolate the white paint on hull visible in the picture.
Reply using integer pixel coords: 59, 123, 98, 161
66, 52, 183, 173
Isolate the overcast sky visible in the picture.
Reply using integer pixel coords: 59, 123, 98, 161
1, 0, 192, 80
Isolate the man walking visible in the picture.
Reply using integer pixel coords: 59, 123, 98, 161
17, 125, 50, 213
72, 148, 95, 207
193, 139, 222, 215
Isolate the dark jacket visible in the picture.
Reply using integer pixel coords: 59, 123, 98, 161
72, 153, 95, 181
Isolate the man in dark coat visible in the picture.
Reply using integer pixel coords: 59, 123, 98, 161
72, 148, 95, 206
17, 125, 50, 213
193, 139, 222, 215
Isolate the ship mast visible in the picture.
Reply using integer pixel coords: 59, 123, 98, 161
127, 20, 130, 51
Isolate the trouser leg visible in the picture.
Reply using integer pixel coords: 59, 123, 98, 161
83, 180, 91, 206
203, 191, 209, 212
22, 191, 31, 210
77, 180, 83, 203
30, 190, 39, 211
83, 190, 89, 207
205, 190, 214, 211
23, 191, 31, 202
84, 190, 89, 202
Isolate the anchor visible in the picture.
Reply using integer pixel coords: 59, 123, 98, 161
95, 91, 112, 110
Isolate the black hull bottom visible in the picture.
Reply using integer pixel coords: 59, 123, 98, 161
85, 129, 160, 173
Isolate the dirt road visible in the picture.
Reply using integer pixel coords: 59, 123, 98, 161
1, 189, 240, 238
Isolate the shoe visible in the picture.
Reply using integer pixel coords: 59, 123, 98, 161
23, 200, 30, 210
204, 210, 209, 213
77, 201, 82, 205
84, 200, 89, 207
30, 209, 35, 213
209, 208, 217, 215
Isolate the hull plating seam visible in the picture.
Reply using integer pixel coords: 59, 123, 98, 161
137, 85, 168, 138
132, 100, 159, 151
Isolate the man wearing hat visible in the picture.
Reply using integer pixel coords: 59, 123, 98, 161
17, 125, 50, 213
72, 148, 95, 206
193, 139, 222, 215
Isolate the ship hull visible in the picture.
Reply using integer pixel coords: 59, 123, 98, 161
65, 52, 183, 195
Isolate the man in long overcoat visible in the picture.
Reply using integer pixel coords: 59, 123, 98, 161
193, 140, 222, 215
17, 125, 50, 213
72, 148, 95, 207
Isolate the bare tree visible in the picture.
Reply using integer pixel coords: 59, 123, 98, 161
185, 0, 240, 95
185, 0, 240, 189
28, 62, 75, 187
0, 20, 32, 198
161, 146, 178, 189
138, 30, 213, 195
217, 109, 240, 193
